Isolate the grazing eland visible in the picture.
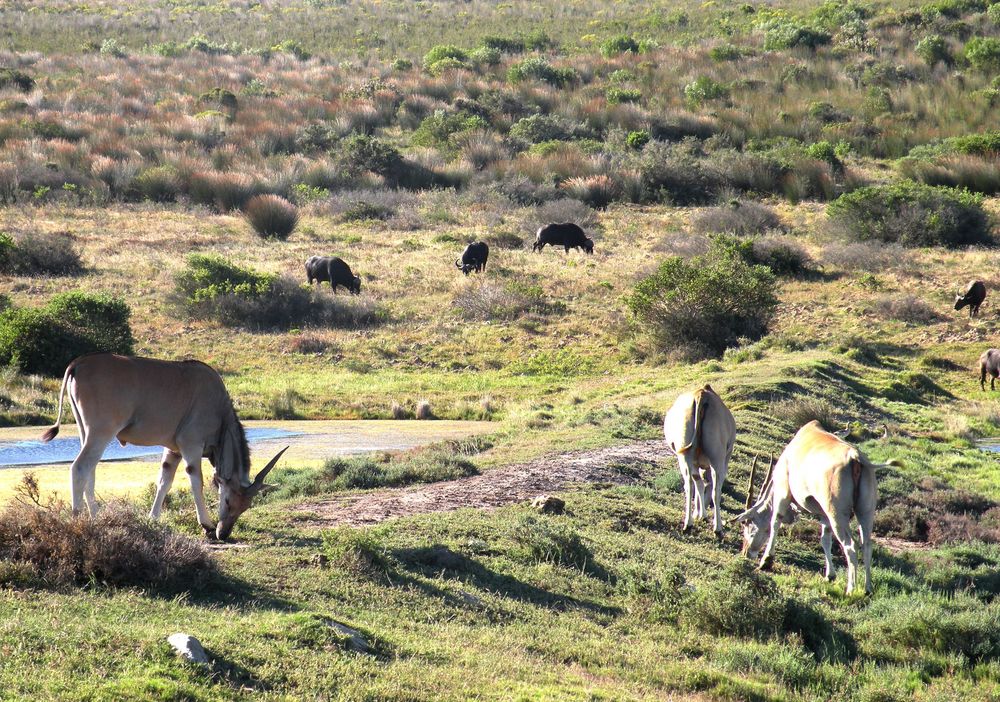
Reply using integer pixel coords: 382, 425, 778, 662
733, 420, 899, 595
663, 384, 736, 539
40, 353, 287, 540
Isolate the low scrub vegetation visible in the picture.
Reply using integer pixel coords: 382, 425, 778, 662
244, 194, 299, 239
174, 254, 378, 330
0, 230, 82, 275
0, 292, 133, 376
827, 182, 993, 248
625, 239, 778, 359
0, 476, 214, 591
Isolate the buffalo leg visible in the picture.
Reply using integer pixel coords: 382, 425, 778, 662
150, 449, 182, 519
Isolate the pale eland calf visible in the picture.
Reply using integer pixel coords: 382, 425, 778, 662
41, 353, 287, 540
663, 384, 736, 539
733, 420, 899, 595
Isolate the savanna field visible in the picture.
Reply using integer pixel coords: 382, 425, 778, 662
6, 0, 1000, 699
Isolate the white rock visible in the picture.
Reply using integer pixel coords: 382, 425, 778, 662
327, 621, 371, 652
167, 633, 210, 664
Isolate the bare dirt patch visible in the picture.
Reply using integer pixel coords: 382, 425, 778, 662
291, 440, 666, 527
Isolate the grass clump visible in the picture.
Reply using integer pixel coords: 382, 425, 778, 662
625, 238, 778, 359
453, 280, 545, 321
0, 292, 133, 376
244, 194, 299, 240
691, 200, 782, 237
0, 477, 214, 591
684, 559, 787, 638
827, 182, 992, 248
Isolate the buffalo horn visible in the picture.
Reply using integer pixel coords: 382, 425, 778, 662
745, 455, 759, 508
455, 258, 463, 269
249, 445, 289, 495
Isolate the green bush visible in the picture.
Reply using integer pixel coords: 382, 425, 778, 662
989, 3, 1000, 23
0, 68, 34, 93
506, 57, 576, 87
606, 87, 642, 104
626, 130, 650, 150
423, 44, 467, 69
412, 111, 488, 150
684, 76, 729, 107
638, 141, 720, 205
761, 20, 832, 50
133, 165, 180, 202
469, 46, 501, 67
916, 34, 953, 66
480, 35, 525, 53
0, 293, 133, 376
0, 231, 82, 275
624, 237, 778, 358
390, 57, 412, 71
709, 43, 744, 61
827, 182, 992, 248
600, 34, 640, 57
342, 134, 404, 178
427, 57, 469, 76
965, 36, 1000, 71
509, 114, 581, 144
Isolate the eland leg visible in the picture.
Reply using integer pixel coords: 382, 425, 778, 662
709, 463, 725, 539
858, 512, 875, 595
759, 495, 791, 571
678, 455, 696, 532
180, 448, 215, 537
70, 434, 111, 516
819, 521, 836, 581
150, 449, 182, 519
832, 517, 859, 594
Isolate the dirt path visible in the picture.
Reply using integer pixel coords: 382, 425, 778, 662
292, 440, 667, 527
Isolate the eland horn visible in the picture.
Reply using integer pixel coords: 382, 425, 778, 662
745, 455, 759, 508
761, 453, 775, 492
882, 423, 889, 439
248, 445, 289, 495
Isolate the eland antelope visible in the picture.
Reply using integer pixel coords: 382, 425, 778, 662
663, 384, 736, 539
40, 353, 287, 540
733, 420, 898, 595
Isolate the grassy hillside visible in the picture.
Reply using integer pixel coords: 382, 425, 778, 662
4, 0, 1000, 698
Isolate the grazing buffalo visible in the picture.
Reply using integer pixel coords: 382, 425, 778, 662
955, 280, 986, 317
532, 223, 594, 254
664, 384, 736, 539
980, 348, 1000, 390
41, 353, 287, 540
456, 241, 489, 275
733, 421, 899, 595
306, 256, 361, 295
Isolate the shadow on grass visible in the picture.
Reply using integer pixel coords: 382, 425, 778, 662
393, 544, 617, 615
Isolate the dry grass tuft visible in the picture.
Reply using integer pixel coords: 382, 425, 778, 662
245, 194, 299, 240
415, 399, 433, 420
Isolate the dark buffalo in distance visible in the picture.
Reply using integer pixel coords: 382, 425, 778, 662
981, 348, 1000, 390
456, 241, 489, 275
955, 280, 986, 317
305, 256, 361, 295
532, 223, 594, 255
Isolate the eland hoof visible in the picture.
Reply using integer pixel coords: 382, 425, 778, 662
202, 523, 217, 539
759, 556, 774, 572
714, 531, 724, 543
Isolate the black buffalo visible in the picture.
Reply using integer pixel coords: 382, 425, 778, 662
455, 241, 489, 275
305, 256, 361, 295
532, 223, 594, 254
955, 280, 986, 317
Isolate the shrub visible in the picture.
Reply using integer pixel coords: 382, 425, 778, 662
188, 171, 257, 211
691, 200, 782, 236
626, 130, 650, 150
624, 238, 778, 359
412, 111, 488, 151
427, 57, 469, 76
965, 37, 1000, 71
750, 235, 813, 277
423, 45, 468, 70
391, 57, 412, 71
684, 76, 729, 107
639, 142, 720, 205
175, 255, 377, 330
827, 182, 992, 248
873, 294, 939, 323
0, 230, 82, 275
916, 34, 953, 65
342, 133, 404, 178
506, 57, 576, 87
822, 241, 912, 272
600, 34, 640, 57
0, 68, 34, 93
481, 35, 525, 53
0, 293, 133, 376
132, 165, 180, 202
453, 280, 544, 321
761, 20, 832, 50
560, 175, 619, 209
606, 87, 642, 104
509, 114, 580, 143
710, 43, 744, 61
469, 46, 502, 67
0, 488, 214, 591
244, 194, 299, 240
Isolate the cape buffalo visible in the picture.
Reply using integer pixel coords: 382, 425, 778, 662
456, 241, 489, 275
306, 256, 361, 295
532, 223, 594, 254
955, 280, 986, 317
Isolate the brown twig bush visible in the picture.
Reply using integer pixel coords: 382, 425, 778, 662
0, 476, 215, 591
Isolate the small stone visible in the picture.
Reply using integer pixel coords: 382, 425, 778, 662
531, 495, 565, 514
168, 633, 210, 664
458, 590, 485, 608
327, 621, 371, 653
